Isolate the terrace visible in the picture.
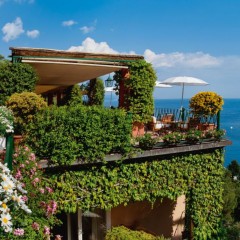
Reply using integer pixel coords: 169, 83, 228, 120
3, 47, 231, 240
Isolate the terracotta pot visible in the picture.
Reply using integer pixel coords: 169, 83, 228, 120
13, 135, 23, 149
198, 123, 215, 131
132, 122, 145, 137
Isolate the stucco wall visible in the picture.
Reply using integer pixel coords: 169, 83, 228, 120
111, 196, 185, 240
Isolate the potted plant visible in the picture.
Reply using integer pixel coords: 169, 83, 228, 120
189, 91, 224, 130
138, 133, 158, 150
185, 130, 203, 144
162, 132, 183, 146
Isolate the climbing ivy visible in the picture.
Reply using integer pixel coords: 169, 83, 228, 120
47, 149, 224, 239
114, 60, 156, 123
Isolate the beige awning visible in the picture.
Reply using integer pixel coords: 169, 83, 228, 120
22, 58, 127, 94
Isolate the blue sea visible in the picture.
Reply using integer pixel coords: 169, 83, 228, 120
105, 96, 240, 167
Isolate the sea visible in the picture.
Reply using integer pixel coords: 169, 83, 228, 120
105, 97, 240, 167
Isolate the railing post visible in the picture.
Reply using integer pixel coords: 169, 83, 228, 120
217, 110, 220, 130
4, 134, 14, 170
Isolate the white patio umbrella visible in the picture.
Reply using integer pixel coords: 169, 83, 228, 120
155, 81, 172, 88
161, 76, 209, 108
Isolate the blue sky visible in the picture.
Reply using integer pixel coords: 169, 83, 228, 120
1, 0, 240, 99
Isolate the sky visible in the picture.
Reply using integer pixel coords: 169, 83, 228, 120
0, 0, 240, 99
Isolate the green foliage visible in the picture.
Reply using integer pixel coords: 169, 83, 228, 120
59, 84, 83, 106
105, 226, 169, 240
185, 130, 203, 144
222, 170, 238, 224
48, 149, 224, 239
228, 160, 240, 179
114, 60, 156, 123
189, 91, 224, 117
0, 61, 38, 105
138, 133, 157, 150
6, 92, 47, 135
26, 105, 132, 165
162, 131, 183, 145
87, 78, 105, 106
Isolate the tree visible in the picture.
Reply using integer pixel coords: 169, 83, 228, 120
0, 61, 38, 105
87, 78, 104, 106
60, 84, 83, 106
228, 160, 240, 180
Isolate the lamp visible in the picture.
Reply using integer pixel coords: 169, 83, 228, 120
105, 74, 114, 87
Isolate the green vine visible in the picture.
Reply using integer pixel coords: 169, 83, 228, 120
48, 149, 224, 239
114, 60, 156, 123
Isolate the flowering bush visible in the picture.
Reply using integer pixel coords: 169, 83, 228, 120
0, 106, 14, 136
0, 162, 31, 234
0, 146, 60, 239
189, 91, 224, 117
204, 129, 226, 141
185, 130, 203, 144
162, 132, 183, 145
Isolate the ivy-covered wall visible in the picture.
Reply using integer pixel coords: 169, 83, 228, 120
48, 149, 224, 239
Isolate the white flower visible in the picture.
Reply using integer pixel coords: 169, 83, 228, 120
1, 212, 12, 232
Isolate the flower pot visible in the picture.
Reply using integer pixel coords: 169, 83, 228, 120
132, 121, 145, 137
198, 123, 215, 131
13, 135, 23, 149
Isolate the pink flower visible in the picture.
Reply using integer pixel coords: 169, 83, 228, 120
46, 187, 53, 193
21, 195, 28, 202
44, 226, 50, 235
39, 188, 45, 194
29, 153, 36, 161
32, 222, 40, 231
15, 170, 22, 180
14, 228, 24, 236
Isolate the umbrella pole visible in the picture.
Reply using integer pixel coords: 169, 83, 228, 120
181, 83, 185, 109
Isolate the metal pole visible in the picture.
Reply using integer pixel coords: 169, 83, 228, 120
217, 110, 220, 130
4, 134, 14, 170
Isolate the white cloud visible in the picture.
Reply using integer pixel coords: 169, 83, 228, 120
80, 26, 95, 34
27, 29, 39, 38
144, 49, 221, 68
2, 17, 24, 42
68, 37, 119, 54
62, 20, 77, 27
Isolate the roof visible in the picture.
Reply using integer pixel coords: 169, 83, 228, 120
9, 47, 144, 94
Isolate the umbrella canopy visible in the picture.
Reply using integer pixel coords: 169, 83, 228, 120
161, 76, 209, 108
155, 81, 172, 88
104, 87, 116, 92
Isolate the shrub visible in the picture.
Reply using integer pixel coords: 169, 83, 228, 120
26, 105, 133, 165
87, 78, 105, 106
185, 130, 203, 144
59, 84, 83, 106
105, 226, 169, 240
189, 91, 224, 117
162, 132, 183, 145
6, 92, 47, 135
138, 133, 157, 150
0, 61, 38, 105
